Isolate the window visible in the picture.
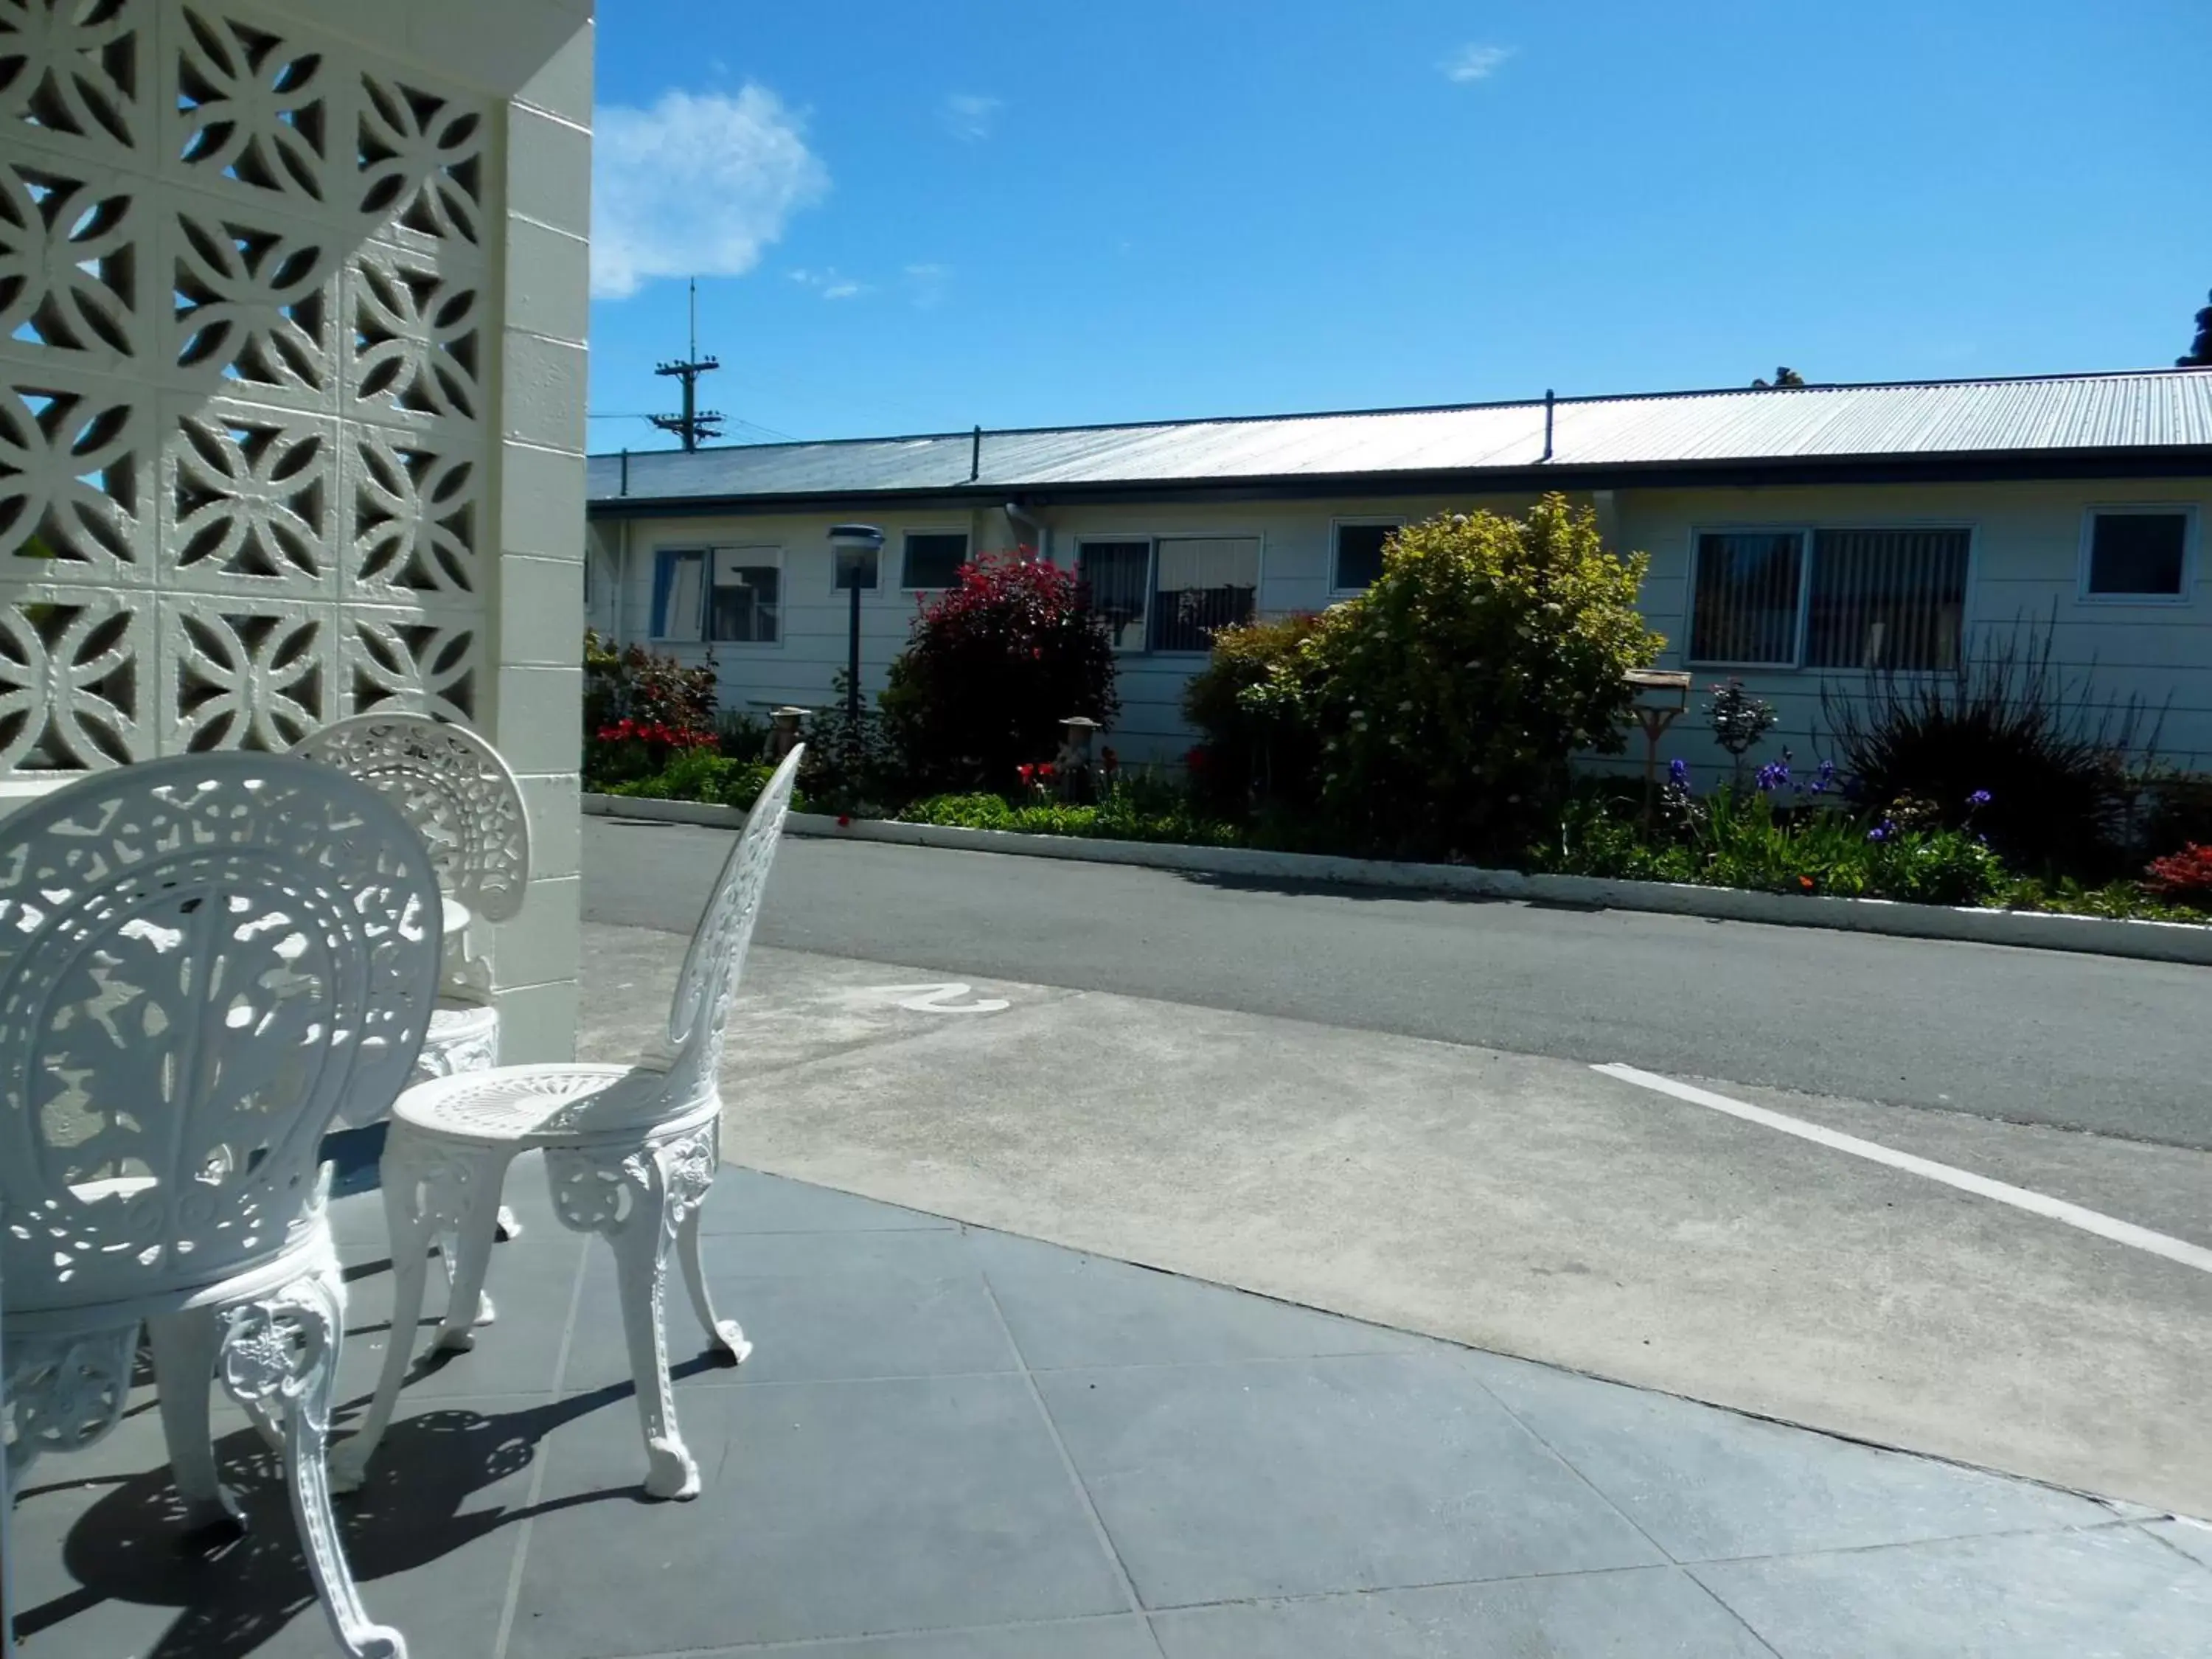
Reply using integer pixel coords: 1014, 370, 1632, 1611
1805, 529, 1969, 670
902, 531, 969, 589
1076, 536, 1262, 651
1079, 540, 1152, 650
1689, 532, 1803, 667
652, 546, 781, 643
2084, 509, 2192, 599
1689, 526, 1969, 671
709, 548, 780, 642
652, 547, 707, 641
1332, 521, 1398, 592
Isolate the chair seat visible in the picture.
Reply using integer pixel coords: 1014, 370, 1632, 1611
391, 1062, 692, 1147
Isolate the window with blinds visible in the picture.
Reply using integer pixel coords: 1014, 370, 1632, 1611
1806, 529, 1969, 670
1689, 532, 1804, 666
1078, 541, 1152, 651
1689, 526, 1969, 670
1152, 537, 1259, 652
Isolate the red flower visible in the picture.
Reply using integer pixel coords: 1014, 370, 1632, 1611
837, 813, 852, 827
1037, 763, 1056, 779
1016, 763, 1036, 785
1184, 746, 1208, 771
1798, 875, 1816, 893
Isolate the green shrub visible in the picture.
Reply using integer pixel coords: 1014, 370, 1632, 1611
1180, 611, 1334, 814
607, 751, 798, 813
1820, 616, 2163, 878
880, 554, 1119, 793
1313, 495, 1662, 859
898, 785, 1245, 847
1538, 785, 2006, 906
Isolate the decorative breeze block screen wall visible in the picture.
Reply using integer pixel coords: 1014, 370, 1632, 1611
0, 0, 496, 770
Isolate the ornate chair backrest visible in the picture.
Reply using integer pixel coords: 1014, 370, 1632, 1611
293, 714, 532, 924
655, 745, 804, 1113
0, 755, 442, 1314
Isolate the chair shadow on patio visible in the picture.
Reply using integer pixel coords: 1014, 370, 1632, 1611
15, 1369, 684, 1659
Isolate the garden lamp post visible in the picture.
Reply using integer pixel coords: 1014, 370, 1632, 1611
1625, 669, 1692, 828
829, 524, 884, 739
1057, 715, 1099, 801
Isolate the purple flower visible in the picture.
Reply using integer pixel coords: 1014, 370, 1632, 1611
1669, 757, 1688, 788
1756, 760, 1791, 793
1966, 789, 1992, 807
1867, 819, 1896, 844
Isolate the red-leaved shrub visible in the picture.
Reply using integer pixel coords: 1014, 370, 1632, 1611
2144, 843, 2212, 903
879, 552, 1119, 791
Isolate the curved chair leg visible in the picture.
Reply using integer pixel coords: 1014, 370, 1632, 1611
330, 1159, 442, 1495
434, 1151, 515, 1354
677, 1203, 750, 1364
609, 1181, 698, 1500
145, 1306, 243, 1532
218, 1265, 406, 1659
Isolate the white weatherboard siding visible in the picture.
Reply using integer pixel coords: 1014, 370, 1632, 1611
1623, 478, 2212, 779
591, 476, 2212, 776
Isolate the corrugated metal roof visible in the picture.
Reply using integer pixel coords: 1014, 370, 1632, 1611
587, 369, 2212, 507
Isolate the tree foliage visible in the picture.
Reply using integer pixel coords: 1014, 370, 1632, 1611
1308, 496, 1662, 858
2180, 288, 2212, 368
879, 552, 1119, 793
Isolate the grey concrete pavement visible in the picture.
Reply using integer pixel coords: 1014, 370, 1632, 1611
585, 818, 2212, 1150
578, 925, 2212, 1518
13, 1162, 2209, 1658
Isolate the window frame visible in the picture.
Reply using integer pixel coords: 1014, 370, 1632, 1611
898, 526, 972, 592
2077, 504, 2198, 606
706, 544, 785, 647
1685, 521, 1979, 672
1329, 517, 1402, 596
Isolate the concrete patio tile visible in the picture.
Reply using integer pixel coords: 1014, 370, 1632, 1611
668, 1614, 1164, 1657
1691, 1526, 2212, 1658
2146, 1517, 2212, 1573
331, 1212, 586, 1408
1147, 1566, 1775, 1658
968, 1226, 1428, 1371
1462, 1349, 2112, 1562
10, 1394, 541, 1659
506, 1373, 1133, 1657
558, 1228, 1020, 1392
1033, 1353, 1663, 1610
703, 1166, 959, 1235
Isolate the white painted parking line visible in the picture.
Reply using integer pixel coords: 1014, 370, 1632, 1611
1595, 1062, 2212, 1276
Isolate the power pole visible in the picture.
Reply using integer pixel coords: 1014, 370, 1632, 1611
650, 278, 723, 451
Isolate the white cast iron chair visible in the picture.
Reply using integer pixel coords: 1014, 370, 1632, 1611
0, 754, 443, 1659
296, 713, 533, 1296
293, 713, 532, 1088
333, 746, 804, 1502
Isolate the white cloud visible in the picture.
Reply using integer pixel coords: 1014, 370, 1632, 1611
943, 94, 1001, 140
788, 266, 868, 300
1441, 44, 1514, 83
592, 86, 830, 300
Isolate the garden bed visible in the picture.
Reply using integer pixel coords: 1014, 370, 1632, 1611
582, 791, 2212, 967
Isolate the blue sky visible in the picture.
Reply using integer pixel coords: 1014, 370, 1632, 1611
587, 0, 2211, 450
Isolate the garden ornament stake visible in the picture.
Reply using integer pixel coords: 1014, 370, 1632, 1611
1625, 670, 1692, 827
